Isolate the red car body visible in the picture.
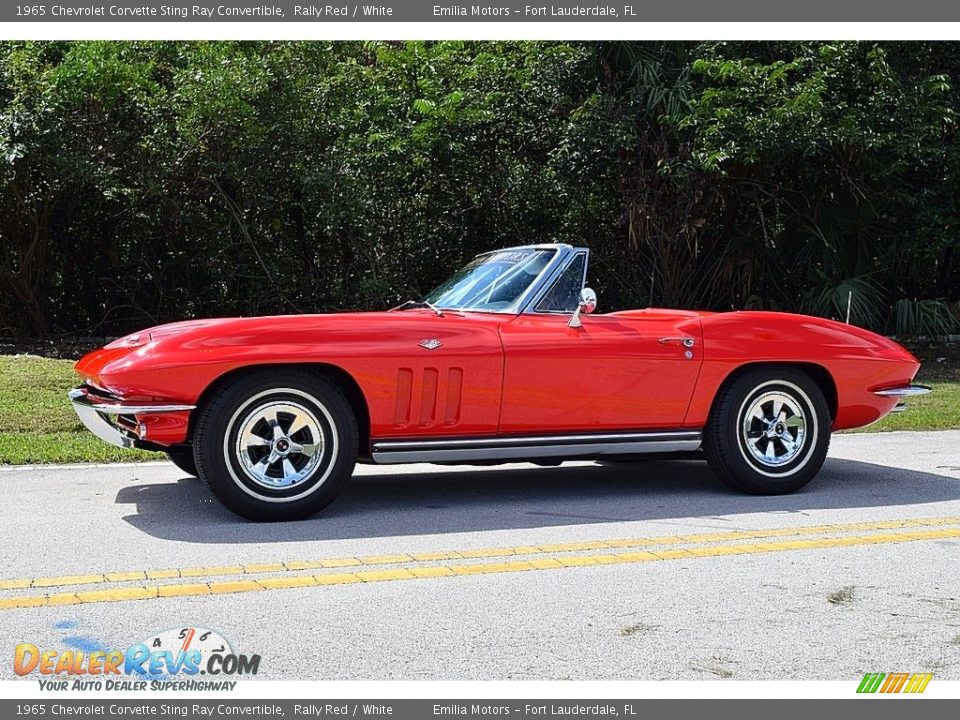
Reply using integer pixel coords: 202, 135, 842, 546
74, 306, 917, 450
68, 244, 926, 519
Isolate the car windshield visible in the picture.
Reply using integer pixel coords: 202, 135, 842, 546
422, 248, 556, 312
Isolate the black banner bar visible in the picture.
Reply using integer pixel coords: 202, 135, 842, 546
4, 0, 960, 22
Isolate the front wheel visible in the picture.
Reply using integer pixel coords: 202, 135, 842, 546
166, 446, 198, 477
193, 370, 358, 521
704, 367, 830, 495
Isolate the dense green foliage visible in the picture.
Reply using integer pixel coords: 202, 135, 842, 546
0, 41, 957, 338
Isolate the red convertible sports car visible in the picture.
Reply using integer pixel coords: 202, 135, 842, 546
70, 244, 929, 521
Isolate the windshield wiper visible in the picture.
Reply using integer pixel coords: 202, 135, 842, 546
389, 299, 444, 317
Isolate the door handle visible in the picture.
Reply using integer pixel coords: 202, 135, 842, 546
659, 337, 696, 348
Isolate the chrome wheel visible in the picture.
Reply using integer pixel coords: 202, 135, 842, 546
196, 371, 357, 520
233, 400, 324, 489
706, 369, 828, 495
740, 391, 807, 468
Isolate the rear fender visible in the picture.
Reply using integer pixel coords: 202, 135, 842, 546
684, 312, 919, 430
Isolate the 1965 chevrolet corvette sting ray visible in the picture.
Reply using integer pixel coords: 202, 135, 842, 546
69, 244, 929, 520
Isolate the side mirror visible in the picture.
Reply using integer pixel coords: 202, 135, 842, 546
568, 288, 597, 328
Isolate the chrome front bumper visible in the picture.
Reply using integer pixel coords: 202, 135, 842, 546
873, 384, 931, 413
68, 386, 196, 449
873, 384, 932, 398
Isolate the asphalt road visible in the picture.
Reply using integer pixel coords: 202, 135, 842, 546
2, 430, 960, 681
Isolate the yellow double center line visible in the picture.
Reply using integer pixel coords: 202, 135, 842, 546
1, 516, 959, 610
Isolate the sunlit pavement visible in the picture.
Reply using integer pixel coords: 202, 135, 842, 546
1, 430, 959, 680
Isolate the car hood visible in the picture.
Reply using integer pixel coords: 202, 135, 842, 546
105, 311, 435, 348
77, 309, 501, 379
74, 309, 509, 401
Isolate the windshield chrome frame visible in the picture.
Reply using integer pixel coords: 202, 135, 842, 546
430, 244, 579, 315
522, 248, 590, 315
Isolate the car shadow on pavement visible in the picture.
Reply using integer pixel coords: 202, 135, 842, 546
115, 456, 960, 543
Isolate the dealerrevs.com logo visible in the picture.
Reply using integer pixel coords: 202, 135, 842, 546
14, 627, 260, 691
857, 672, 933, 694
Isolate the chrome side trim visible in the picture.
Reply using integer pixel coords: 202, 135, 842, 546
873, 385, 932, 398
68, 387, 195, 450
371, 430, 702, 464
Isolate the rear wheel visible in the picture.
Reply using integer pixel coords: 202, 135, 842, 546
193, 369, 358, 521
704, 367, 830, 495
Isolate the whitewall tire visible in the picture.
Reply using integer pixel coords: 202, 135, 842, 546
704, 367, 830, 495
193, 369, 358, 521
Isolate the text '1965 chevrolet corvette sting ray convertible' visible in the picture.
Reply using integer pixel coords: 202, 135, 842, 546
70, 244, 929, 521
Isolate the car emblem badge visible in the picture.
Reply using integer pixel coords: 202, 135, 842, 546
419, 338, 442, 350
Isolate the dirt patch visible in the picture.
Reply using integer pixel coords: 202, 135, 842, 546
620, 622, 658, 637
827, 586, 857, 605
